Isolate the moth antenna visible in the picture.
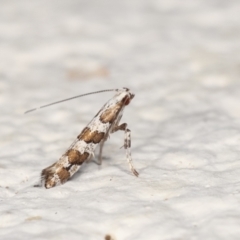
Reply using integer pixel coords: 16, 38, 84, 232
24, 88, 117, 114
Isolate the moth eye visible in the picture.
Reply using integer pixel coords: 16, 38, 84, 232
124, 98, 131, 105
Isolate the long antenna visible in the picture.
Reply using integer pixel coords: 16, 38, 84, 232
24, 88, 117, 114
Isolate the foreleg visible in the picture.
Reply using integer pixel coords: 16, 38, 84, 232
111, 123, 139, 177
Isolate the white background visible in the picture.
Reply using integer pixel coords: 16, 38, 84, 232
1, 0, 240, 239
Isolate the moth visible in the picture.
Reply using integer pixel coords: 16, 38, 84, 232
25, 87, 138, 188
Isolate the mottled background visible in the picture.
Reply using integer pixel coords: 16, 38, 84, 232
1, 0, 240, 239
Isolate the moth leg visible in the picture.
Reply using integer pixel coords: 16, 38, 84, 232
111, 123, 139, 177
98, 139, 105, 165
97, 131, 110, 165
85, 153, 93, 163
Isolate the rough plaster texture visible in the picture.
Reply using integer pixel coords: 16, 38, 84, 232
1, 0, 240, 239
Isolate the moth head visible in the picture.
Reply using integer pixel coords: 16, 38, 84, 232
121, 88, 134, 106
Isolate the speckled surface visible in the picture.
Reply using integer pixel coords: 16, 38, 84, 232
1, 0, 240, 239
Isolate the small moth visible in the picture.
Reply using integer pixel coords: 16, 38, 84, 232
26, 87, 138, 188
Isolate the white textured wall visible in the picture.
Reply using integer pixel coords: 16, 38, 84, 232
1, 0, 240, 239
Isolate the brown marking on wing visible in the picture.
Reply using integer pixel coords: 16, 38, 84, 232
78, 127, 105, 144
66, 149, 89, 165
92, 131, 105, 143
57, 167, 70, 183
77, 127, 89, 139
41, 164, 55, 181
100, 102, 123, 124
